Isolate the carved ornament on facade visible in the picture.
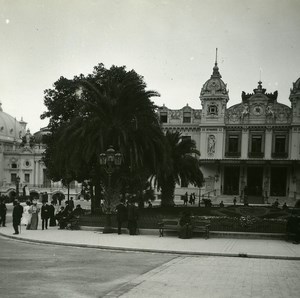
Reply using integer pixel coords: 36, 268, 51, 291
207, 103, 219, 116
242, 126, 249, 132
193, 111, 201, 119
170, 110, 181, 119
241, 103, 250, 120
265, 104, 275, 119
24, 160, 31, 167
266, 126, 272, 132
207, 135, 216, 156
252, 104, 264, 116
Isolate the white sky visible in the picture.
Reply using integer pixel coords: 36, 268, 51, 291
1, 0, 300, 133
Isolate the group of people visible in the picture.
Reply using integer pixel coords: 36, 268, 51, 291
183, 192, 197, 206
56, 201, 85, 229
115, 198, 139, 235
8, 198, 84, 234
10, 199, 56, 234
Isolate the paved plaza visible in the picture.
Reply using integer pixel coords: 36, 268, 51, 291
1, 223, 300, 259
106, 256, 300, 298
1, 223, 300, 297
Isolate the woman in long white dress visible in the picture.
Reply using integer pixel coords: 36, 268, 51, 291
28, 200, 40, 230
21, 201, 32, 227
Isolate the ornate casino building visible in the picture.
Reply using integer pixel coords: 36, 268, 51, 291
158, 58, 300, 205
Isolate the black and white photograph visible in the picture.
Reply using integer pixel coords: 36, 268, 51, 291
0, 0, 300, 297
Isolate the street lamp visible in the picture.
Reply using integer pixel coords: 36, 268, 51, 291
15, 175, 20, 198
99, 146, 122, 233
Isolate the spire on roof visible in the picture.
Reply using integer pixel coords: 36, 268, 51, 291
211, 48, 221, 78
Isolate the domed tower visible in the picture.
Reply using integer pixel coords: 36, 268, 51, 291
200, 49, 229, 124
199, 50, 229, 162
289, 77, 300, 124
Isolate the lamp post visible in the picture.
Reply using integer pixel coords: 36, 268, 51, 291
99, 146, 122, 233
15, 176, 20, 198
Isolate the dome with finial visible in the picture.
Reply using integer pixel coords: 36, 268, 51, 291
33, 126, 50, 144
0, 102, 26, 142
200, 49, 229, 102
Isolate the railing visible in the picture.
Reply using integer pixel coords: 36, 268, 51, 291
248, 152, 264, 158
271, 152, 288, 158
225, 152, 241, 157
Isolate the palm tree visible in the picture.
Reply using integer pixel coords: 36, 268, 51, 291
153, 131, 204, 207
43, 64, 165, 213
56, 65, 164, 174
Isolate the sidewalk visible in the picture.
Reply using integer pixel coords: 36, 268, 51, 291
0, 224, 300, 260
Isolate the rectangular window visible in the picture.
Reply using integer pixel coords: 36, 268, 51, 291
225, 131, 241, 157
228, 136, 239, 152
25, 173, 30, 183
275, 136, 286, 152
160, 112, 168, 123
272, 133, 288, 158
248, 132, 264, 158
183, 112, 191, 123
11, 173, 17, 183
251, 135, 262, 153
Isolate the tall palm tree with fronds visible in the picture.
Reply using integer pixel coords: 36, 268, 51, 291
42, 64, 165, 212
153, 131, 203, 207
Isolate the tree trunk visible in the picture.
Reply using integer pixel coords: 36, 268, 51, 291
160, 177, 176, 207
90, 183, 96, 215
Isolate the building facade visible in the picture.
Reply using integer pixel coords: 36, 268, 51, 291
158, 61, 300, 205
0, 103, 80, 201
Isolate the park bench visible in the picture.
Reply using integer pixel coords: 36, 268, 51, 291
158, 219, 179, 237
158, 218, 210, 239
191, 218, 210, 239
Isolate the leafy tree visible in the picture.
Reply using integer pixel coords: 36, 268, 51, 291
153, 131, 204, 207
41, 64, 164, 213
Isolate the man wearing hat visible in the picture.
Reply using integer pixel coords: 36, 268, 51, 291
12, 200, 23, 235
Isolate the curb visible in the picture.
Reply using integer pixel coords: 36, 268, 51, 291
1, 231, 299, 261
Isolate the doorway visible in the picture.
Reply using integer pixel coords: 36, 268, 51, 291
223, 166, 240, 195
247, 167, 263, 196
270, 167, 287, 196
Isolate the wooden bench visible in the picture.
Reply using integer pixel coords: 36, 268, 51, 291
191, 218, 210, 239
158, 218, 211, 239
158, 219, 179, 237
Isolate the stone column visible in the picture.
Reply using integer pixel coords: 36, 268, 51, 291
264, 127, 272, 159
241, 127, 249, 159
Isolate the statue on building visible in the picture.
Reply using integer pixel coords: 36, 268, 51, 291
207, 135, 216, 155
241, 103, 249, 119
26, 130, 31, 145
266, 104, 275, 118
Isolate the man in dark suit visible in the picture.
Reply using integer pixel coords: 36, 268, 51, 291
127, 199, 139, 235
12, 200, 23, 235
116, 199, 127, 235
41, 202, 50, 230
0, 199, 7, 227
